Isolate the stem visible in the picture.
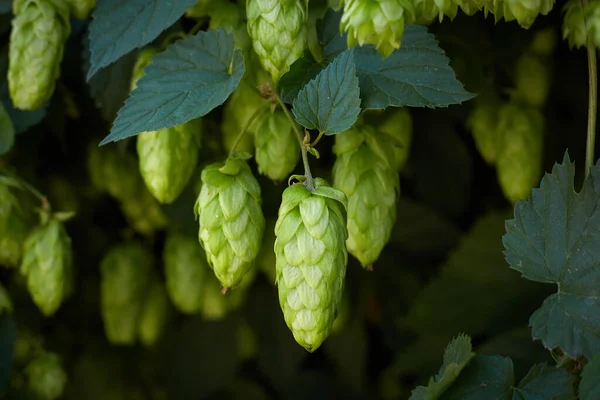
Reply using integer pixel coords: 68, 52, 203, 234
228, 101, 271, 158
276, 96, 314, 190
584, 0, 598, 177
311, 131, 325, 148
0, 174, 49, 210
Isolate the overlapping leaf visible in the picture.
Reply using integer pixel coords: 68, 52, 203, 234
86, 0, 196, 79
503, 153, 600, 359
101, 29, 245, 144
579, 355, 600, 400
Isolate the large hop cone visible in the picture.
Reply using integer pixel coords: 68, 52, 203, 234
163, 232, 208, 314
194, 157, 265, 289
340, 0, 415, 57
377, 108, 413, 172
466, 92, 502, 166
333, 124, 399, 268
254, 108, 300, 182
0, 182, 34, 268
66, 0, 95, 19
100, 242, 153, 345
137, 119, 202, 204
274, 178, 348, 352
24, 351, 68, 400
496, 101, 544, 204
247, 0, 308, 82
8, 0, 70, 110
20, 217, 73, 316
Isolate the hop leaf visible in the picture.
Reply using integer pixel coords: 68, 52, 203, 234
194, 157, 266, 288
274, 178, 348, 351
20, 218, 73, 316
137, 119, 202, 204
137, 280, 173, 347
254, 108, 300, 182
8, 0, 71, 110
163, 232, 208, 314
66, 0, 95, 19
377, 108, 413, 171
24, 351, 68, 400
333, 124, 399, 267
100, 242, 153, 345
247, 0, 309, 82
496, 101, 544, 204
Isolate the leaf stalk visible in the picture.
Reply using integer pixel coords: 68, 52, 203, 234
584, 0, 598, 177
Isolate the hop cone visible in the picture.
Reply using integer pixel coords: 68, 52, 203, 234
137, 280, 172, 347
333, 125, 399, 268
563, 0, 588, 49
130, 46, 160, 92
8, 0, 70, 110
119, 190, 168, 236
453, 0, 490, 16
0, 182, 34, 267
66, 0, 95, 19
25, 352, 68, 400
513, 54, 551, 108
194, 157, 265, 288
377, 108, 413, 171
275, 178, 348, 351
209, 0, 251, 52
466, 92, 502, 165
163, 232, 208, 314
496, 102, 544, 204
21, 218, 73, 316
247, 0, 308, 82
585, 0, 600, 47
340, 0, 415, 57
254, 108, 300, 182
503, 0, 554, 28
137, 119, 201, 204
100, 242, 153, 345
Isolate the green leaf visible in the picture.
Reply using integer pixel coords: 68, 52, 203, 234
292, 49, 361, 136
101, 29, 245, 144
512, 364, 575, 400
86, 0, 196, 79
0, 101, 14, 155
440, 355, 514, 400
410, 334, 475, 400
503, 152, 600, 359
579, 355, 600, 400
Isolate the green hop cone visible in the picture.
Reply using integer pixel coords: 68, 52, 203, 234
8, 0, 71, 110
0, 182, 34, 267
137, 280, 173, 347
274, 178, 348, 352
377, 108, 413, 172
21, 217, 73, 316
119, 190, 168, 236
66, 0, 95, 19
466, 92, 502, 165
25, 352, 68, 400
209, 0, 251, 52
100, 242, 153, 345
333, 125, 399, 268
130, 46, 161, 92
247, 0, 308, 82
453, 0, 491, 16
254, 108, 300, 182
585, 0, 600, 47
496, 101, 544, 204
340, 0, 415, 58
503, 0, 553, 28
512, 53, 551, 108
194, 157, 265, 288
163, 232, 208, 314
137, 119, 202, 204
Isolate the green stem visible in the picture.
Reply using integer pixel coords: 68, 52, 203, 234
276, 96, 314, 190
228, 101, 271, 158
0, 174, 49, 210
310, 131, 325, 148
584, 0, 598, 177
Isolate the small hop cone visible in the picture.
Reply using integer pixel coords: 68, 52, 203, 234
194, 157, 265, 288
25, 352, 68, 400
66, 0, 95, 19
137, 280, 173, 347
8, 0, 71, 110
100, 242, 153, 345
0, 183, 34, 267
254, 108, 300, 182
119, 190, 168, 235
512, 53, 551, 108
585, 1, 600, 47
496, 102, 544, 204
163, 232, 208, 314
209, 1, 251, 52
413, 0, 439, 24
340, 0, 415, 58
247, 0, 308, 82
20, 218, 73, 316
453, 0, 491, 16
466, 92, 502, 165
275, 178, 348, 352
333, 125, 399, 268
137, 119, 202, 204
503, 0, 554, 28
377, 108, 413, 172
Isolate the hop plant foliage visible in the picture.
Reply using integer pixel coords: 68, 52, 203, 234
333, 124, 399, 268
8, 0, 71, 110
20, 217, 73, 316
247, 0, 309, 82
274, 178, 348, 352
24, 351, 68, 400
0, 182, 34, 268
194, 157, 266, 289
